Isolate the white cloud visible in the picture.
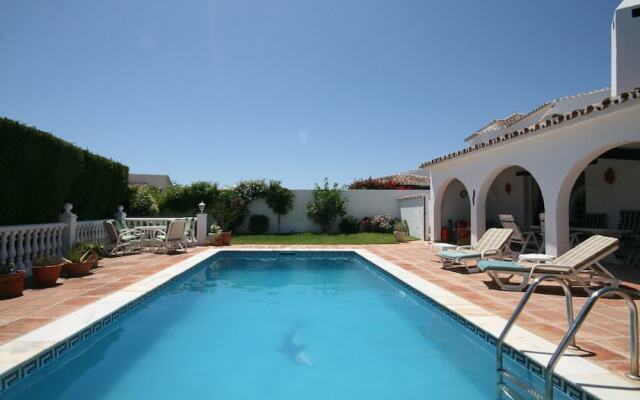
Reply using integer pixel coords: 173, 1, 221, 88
297, 129, 309, 145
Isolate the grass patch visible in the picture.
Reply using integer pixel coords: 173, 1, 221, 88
232, 232, 418, 245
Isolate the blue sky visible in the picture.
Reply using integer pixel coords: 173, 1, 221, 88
0, 0, 621, 188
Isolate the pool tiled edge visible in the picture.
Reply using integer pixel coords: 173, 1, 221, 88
0, 248, 638, 399
353, 249, 640, 400
0, 249, 218, 392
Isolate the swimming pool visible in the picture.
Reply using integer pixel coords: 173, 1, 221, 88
4, 251, 574, 399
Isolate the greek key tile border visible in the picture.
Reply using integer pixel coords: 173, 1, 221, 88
1, 250, 597, 399
352, 253, 598, 400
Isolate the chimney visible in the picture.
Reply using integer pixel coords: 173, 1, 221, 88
611, 0, 640, 96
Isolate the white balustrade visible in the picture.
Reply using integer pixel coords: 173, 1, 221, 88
125, 217, 178, 228
76, 220, 109, 245
0, 223, 66, 270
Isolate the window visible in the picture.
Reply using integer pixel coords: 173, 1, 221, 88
632, 7, 640, 18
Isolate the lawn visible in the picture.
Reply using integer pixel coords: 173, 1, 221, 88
232, 232, 418, 245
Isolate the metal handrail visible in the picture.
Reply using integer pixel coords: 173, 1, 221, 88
497, 275, 576, 374
544, 287, 639, 399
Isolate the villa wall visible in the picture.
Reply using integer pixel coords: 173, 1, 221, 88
585, 158, 640, 228
236, 189, 429, 235
426, 101, 640, 256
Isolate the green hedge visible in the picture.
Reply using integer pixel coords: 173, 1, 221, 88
0, 117, 129, 225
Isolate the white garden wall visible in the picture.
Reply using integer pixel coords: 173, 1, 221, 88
398, 195, 428, 240
236, 189, 429, 234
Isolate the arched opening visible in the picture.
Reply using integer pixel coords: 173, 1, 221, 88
439, 179, 471, 245
484, 166, 545, 253
567, 141, 640, 268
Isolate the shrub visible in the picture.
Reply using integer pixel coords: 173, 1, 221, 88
128, 186, 160, 216
249, 214, 269, 234
265, 180, 294, 233
306, 178, 347, 233
394, 220, 409, 233
0, 117, 128, 225
211, 189, 248, 231
234, 179, 268, 203
360, 214, 394, 233
159, 181, 219, 214
338, 216, 360, 234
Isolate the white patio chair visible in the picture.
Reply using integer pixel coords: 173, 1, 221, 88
152, 219, 188, 253
499, 214, 540, 257
104, 220, 142, 256
183, 217, 197, 247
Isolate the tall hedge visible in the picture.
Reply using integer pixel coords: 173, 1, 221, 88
0, 117, 129, 225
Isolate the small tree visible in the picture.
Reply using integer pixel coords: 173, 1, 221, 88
211, 189, 248, 231
306, 178, 346, 233
265, 180, 294, 233
128, 186, 160, 216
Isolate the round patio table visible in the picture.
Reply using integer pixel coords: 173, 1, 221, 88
134, 225, 166, 249
428, 242, 457, 263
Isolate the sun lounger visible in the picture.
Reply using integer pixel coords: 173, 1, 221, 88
437, 228, 513, 273
478, 235, 620, 293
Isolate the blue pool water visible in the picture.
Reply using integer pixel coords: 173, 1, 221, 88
6, 252, 569, 399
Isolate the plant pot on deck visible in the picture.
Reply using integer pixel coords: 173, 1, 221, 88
63, 260, 93, 277
32, 263, 63, 288
221, 231, 232, 246
0, 271, 25, 298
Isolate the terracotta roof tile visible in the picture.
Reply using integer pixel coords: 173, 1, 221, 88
419, 88, 640, 168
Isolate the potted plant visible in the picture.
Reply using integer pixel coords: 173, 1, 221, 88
0, 263, 25, 298
393, 220, 409, 242
208, 224, 223, 246
32, 256, 64, 287
63, 245, 94, 277
79, 242, 104, 268
211, 190, 248, 246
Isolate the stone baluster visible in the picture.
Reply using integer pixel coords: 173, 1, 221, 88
38, 227, 45, 259
7, 232, 16, 265
0, 232, 8, 265
15, 231, 25, 268
45, 227, 53, 257
24, 230, 32, 267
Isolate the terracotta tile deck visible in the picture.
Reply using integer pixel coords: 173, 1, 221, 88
1, 242, 638, 381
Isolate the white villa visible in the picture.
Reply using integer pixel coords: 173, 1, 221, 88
421, 0, 640, 257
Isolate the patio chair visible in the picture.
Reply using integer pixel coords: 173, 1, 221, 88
183, 217, 197, 247
477, 235, 620, 293
538, 213, 546, 253
436, 228, 513, 273
152, 219, 188, 254
570, 213, 608, 246
104, 220, 143, 255
499, 214, 540, 257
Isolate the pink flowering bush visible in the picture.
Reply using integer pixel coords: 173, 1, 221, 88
360, 214, 395, 233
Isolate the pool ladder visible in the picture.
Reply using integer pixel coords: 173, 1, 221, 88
496, 275, 639, 400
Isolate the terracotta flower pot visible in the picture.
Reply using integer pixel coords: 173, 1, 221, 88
63, 261, 93, 277
221, 231, 232, 246
394, 231, 406, 242
213, 236, 224, 246
0, 271, 25, 298
32, 263, 63, 288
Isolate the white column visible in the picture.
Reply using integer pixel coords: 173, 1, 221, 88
197, 213, 207, 246
542, 186, 570, 257
58, 203, 78, 254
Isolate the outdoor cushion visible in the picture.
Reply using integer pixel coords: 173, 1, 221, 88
121, 234, 140, 241
477, 260, 529, 273
437, 250, 482, 260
